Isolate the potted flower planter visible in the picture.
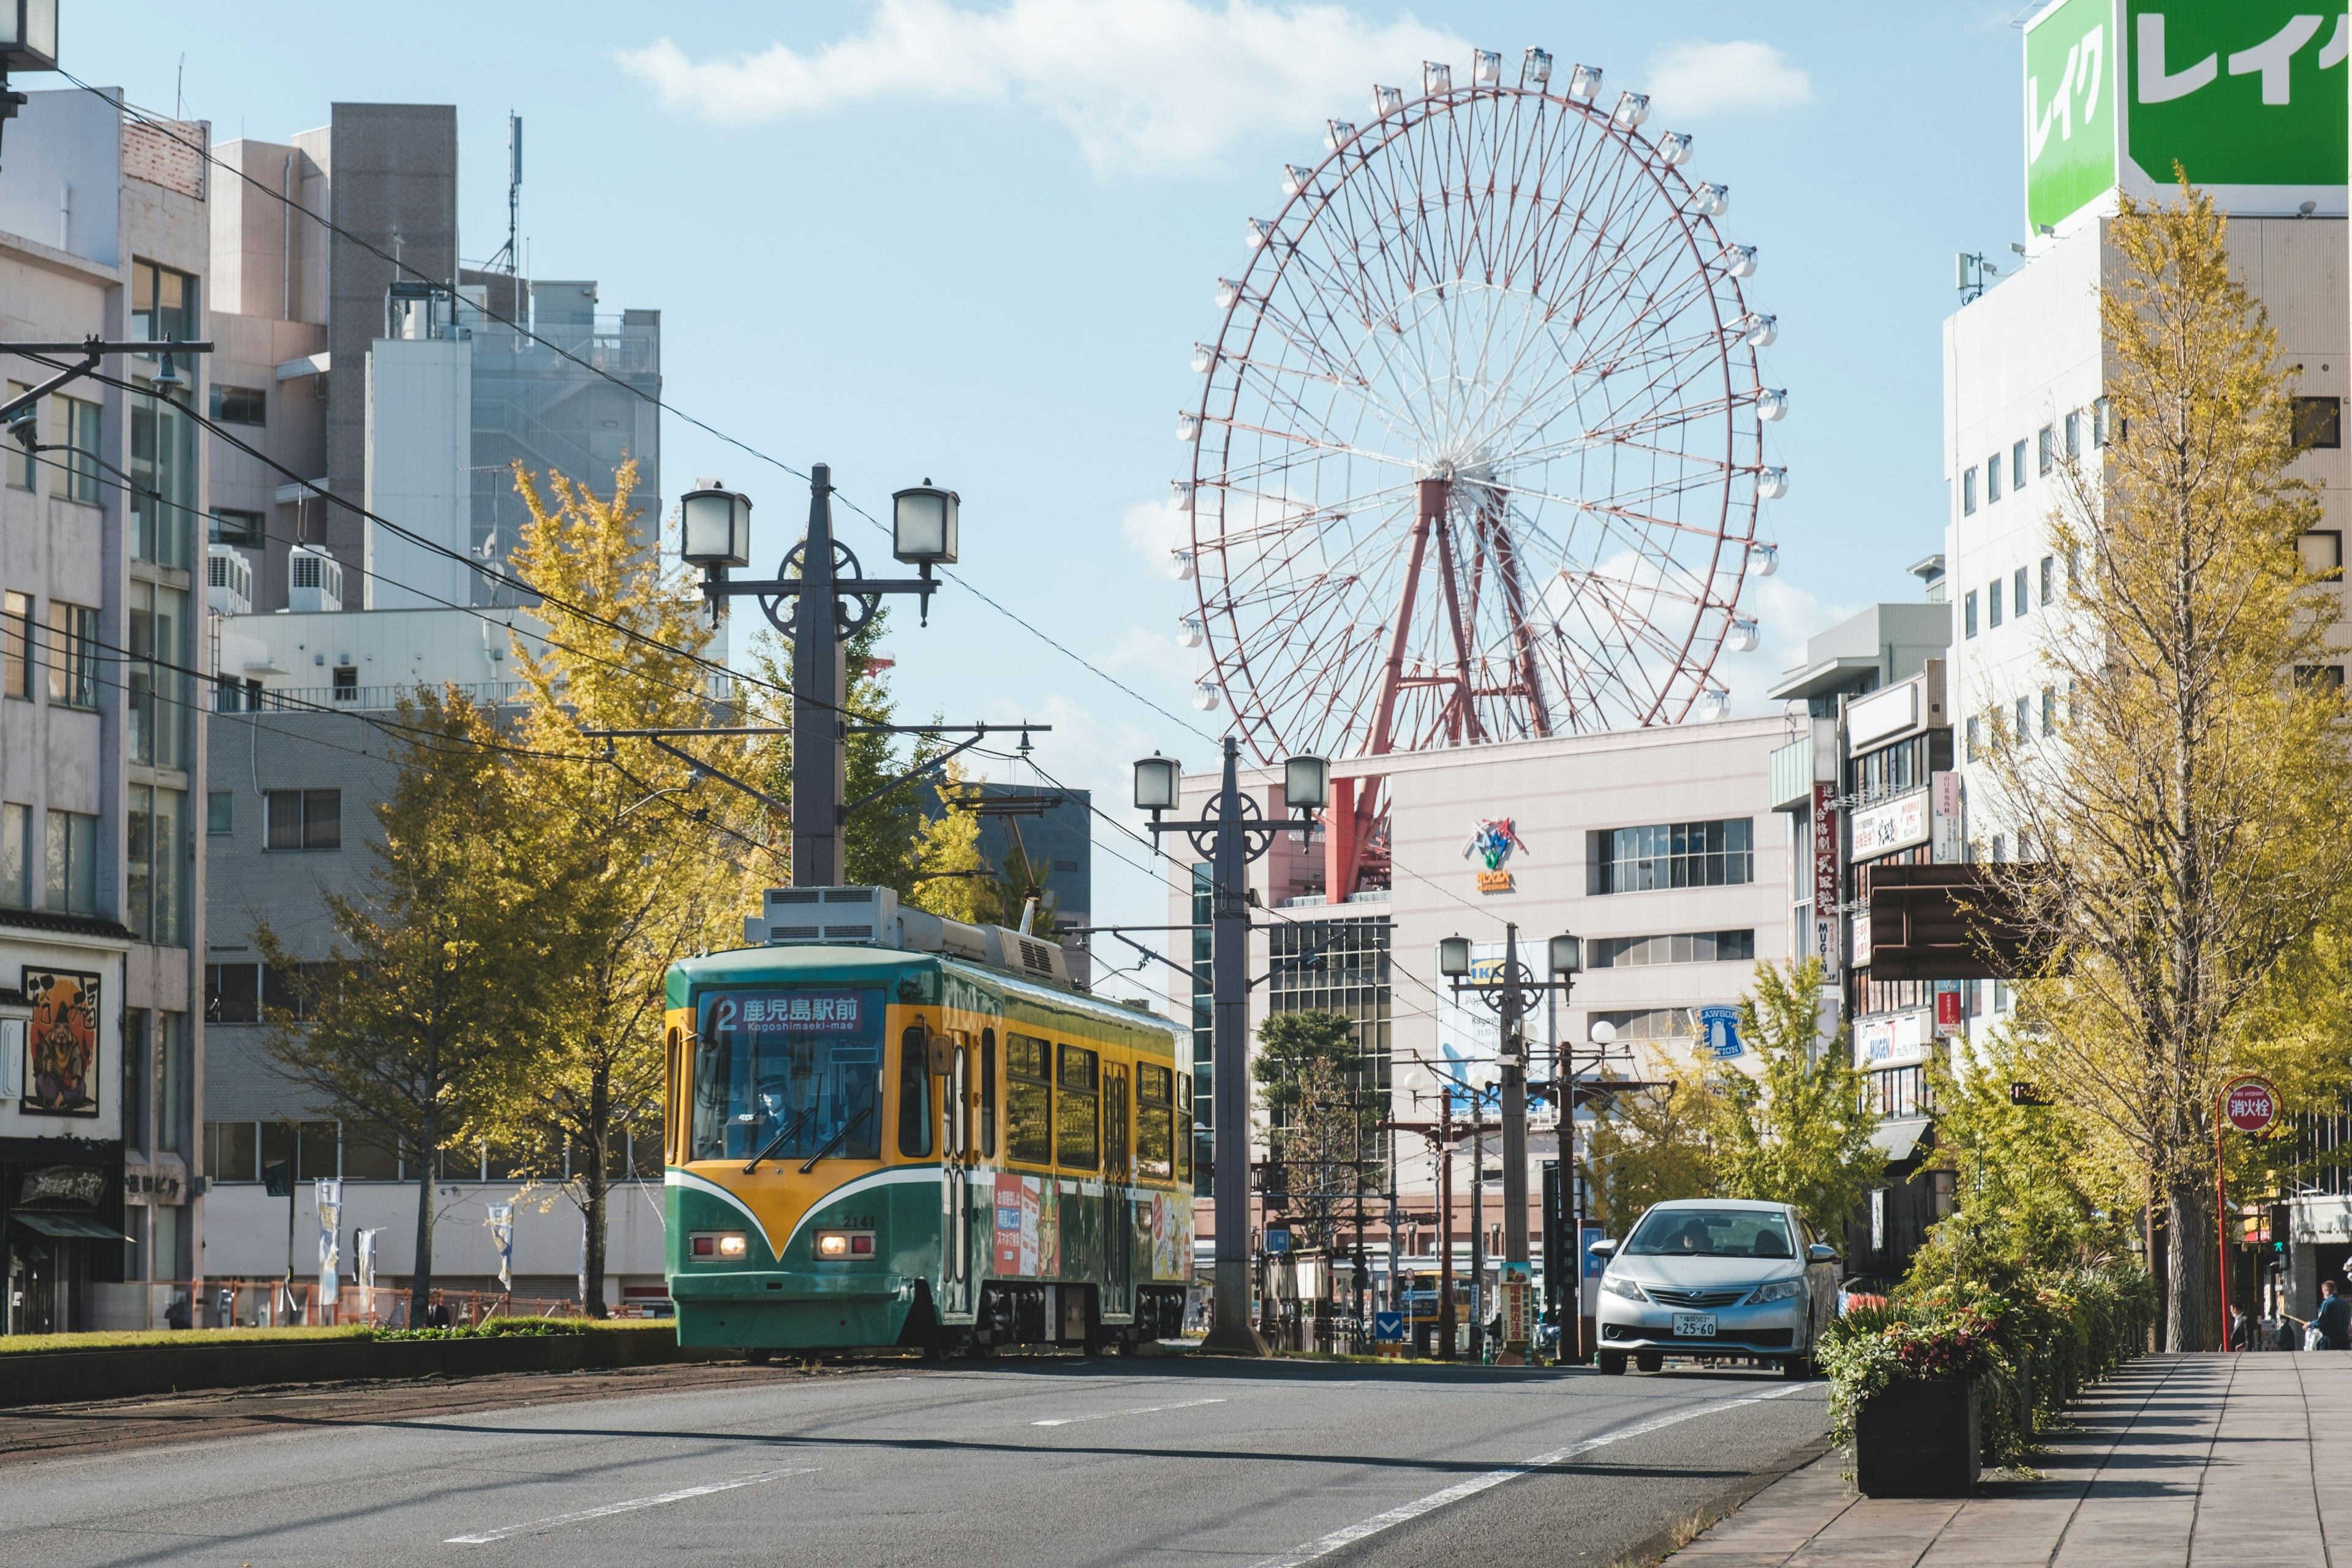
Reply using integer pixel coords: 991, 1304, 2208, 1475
1854, 1377, 1980, 1497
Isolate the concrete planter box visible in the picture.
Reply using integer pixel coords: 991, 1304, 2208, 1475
0, 1327, 707, 1409
1855, 1377, 1981, 1498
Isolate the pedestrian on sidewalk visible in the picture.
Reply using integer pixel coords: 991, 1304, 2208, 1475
2313, 1280, 2351, 1351
2228, 1304, 2253, 1351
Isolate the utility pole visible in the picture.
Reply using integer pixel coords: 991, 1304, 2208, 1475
1469, 1111, 1485, 1359
1439, 924, 1581, 1365
1134, 742, 1329, 1357
790, 470, 850, 884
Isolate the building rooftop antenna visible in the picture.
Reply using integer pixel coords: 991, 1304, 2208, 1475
486, 111, 522, 277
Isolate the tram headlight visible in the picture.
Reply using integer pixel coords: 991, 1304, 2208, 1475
688, 1231, 749, 1262
816, 1229, 877, 1259
717, 1233, 748, 1260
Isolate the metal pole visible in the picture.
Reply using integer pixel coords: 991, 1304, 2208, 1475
1438, 1100, 1457, 1359
1498, 922, 1531, 1363
1469, 1115, 1485, 1360
791, 464, 846, 887
2216, 1107, 2228, 1352
1205, 735, 1268, 1354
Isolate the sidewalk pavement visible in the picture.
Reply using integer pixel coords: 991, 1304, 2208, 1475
1672, 1354, 2350, 1567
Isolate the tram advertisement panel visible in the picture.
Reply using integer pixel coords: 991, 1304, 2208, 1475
993, 1174, 1063, 1277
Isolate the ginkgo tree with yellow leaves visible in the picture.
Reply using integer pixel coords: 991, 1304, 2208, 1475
1979, 175, 2352, 1351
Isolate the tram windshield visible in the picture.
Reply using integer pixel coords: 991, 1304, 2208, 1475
691, 988, 884, 1163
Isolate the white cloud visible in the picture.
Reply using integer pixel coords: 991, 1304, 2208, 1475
1642, 38, 1814, 120
1719, 570, 1858, 720
624, 0, 1465, 175
1121, 494, 1189, 562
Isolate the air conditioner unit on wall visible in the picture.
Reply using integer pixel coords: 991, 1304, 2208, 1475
287, 546, 344, 613
206, 545, 252, 616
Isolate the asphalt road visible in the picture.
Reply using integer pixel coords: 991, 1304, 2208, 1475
0, 1356, 1828, 1567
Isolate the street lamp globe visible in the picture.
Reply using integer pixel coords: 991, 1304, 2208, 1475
891, 481, 960, 566
679, 481, 752, 568
1132, 753, 1182, 816
1282, 753, 1329, 813
0, 0, 59, 70
1589, 1020, 1617, 1045
1437, 935, 1472, 979
1549, 934, 1583, 976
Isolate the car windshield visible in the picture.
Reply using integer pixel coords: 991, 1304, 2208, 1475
690, 988, 884, 1163
1623, 1208, 1795, 1259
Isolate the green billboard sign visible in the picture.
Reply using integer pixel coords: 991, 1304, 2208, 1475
2025, 0, 2116, 231
2025, 1, 2348, 232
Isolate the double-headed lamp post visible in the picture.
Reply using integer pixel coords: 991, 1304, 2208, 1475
680, 466, 958, 886
1135, 739, 1327, 1355
1438, 924, 1581, 1364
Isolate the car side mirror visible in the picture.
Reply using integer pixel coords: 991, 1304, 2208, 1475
1807, 1243, 1838, 1264
1586, 1237, 1618, 1259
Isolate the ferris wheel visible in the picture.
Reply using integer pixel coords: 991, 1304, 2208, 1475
1175, 47, 1782, 783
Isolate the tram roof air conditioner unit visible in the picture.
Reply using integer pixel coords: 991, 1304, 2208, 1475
287, 546, 344, 612
206, 545, 253, 616
749, 884, 1074, 990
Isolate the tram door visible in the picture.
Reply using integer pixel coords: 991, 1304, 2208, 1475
1106, 1065, 1132, 1319
940, 1038, 973, 1316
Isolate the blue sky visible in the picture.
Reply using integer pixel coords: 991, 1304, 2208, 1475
83, 1, 2035, 971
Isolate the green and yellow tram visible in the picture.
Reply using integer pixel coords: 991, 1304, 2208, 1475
661, 889, 1193, 1355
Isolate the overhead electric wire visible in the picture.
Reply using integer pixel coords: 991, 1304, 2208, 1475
70, 75, 1215, 743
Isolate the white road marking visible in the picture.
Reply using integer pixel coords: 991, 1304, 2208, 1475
443, 1469, 816, 1544
1033, 1396, 1228, 1427
1248, 1384, 1809, 1568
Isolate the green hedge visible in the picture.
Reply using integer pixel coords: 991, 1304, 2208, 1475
1820, 1262, 2154, 1468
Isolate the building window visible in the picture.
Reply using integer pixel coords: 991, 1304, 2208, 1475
0, 802, 28, 907
128, 582, 189, 770
1966, 715, 1981, 761
2041, 685, 2057, 734
123, 1011, 148, 1152
4, 382, 29, 489
132, 259, 199, 346
1992, 834, 2007, 864
1588, 1008, 1701, 1042
2040, 555, 2055, 605
1963, 590, 1978, 638
45, 601, 96, 708
2295, 665, 2346, 688
1985, 451, 2003, 502
2300, 530, 2343, 581
1596, 818, 1754, 893
2011, 439, 2027, 490
131, 381, 196, 568
2092, 396, 2111, 447
2015, 696, 2030, 735
1988, 581, 2003, 629
1962, 467, 1977, 515
209, 508, 265, 546
2293, 396, 2343, 450
208, 384, 266, 425
2013, 566, 2027, 617
264, 788, 342, 851
205, 962, 260, 1023
2064, 410, 2081, 458
127, 785, 186, 946
2037, 424, 2054, 475
61, 396, 100, 505
205, 1120, 260, 1182
45, 808, 97, 914
1266, 914, 1391, 1091
207, 791, 233, 834
1589, 930, 1757, 968
2, 590, 29, 699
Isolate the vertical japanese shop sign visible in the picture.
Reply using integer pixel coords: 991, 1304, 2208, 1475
1812, 784, 1840, 976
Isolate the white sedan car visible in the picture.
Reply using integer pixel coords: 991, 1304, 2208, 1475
1588, 1198, 1839, 1376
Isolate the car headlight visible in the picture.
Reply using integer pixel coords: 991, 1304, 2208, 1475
1747, 1278, 1804, 1304
1600, 1273, 1648, 1302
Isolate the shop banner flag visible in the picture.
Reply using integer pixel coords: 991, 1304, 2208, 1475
315, 1178, 343, 1305
488, 1202, 514, 1291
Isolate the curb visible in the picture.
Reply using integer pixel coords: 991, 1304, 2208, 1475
0, 1329, 716, 1409
1617, 1433, 1835, 1568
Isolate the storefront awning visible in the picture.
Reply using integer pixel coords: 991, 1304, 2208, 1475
1869, 1117, 1934, 1163
11, 1213, 126, 1242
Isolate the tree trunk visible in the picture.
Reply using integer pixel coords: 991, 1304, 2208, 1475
410, 1098, 437, 1325
2165, 1178, 2215, 1351
584, 1068, 611, 1317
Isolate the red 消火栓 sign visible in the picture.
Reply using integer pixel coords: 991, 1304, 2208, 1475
2221, 1075, 2279, 1135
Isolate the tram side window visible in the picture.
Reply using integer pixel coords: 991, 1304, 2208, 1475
1058, 1044, 1099, 1170
1175, 1096, 1192, 1183
1006, 1033, 1052, 1164
898, 1025, 933, 1158
981, 1029, 998, 1158
1137, 1062, 1175, 1180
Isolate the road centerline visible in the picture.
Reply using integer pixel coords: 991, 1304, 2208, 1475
1247, 1383, 1809, 1568
442, 1467, 816, 1545
1032, 1397, 1228, 1427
